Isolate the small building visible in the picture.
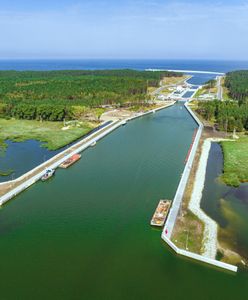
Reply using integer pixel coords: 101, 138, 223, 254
176, 85, 184, 93
157, 94, 167, 101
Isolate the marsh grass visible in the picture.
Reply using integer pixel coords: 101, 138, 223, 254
0, 118, 94, 151
220, 137, 248, 187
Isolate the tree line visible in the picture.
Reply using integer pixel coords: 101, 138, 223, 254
225, 71, 248, 103
0, 69, 182, 121
196, 100, 248, 132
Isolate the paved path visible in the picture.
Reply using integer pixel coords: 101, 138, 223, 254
216, 76, 223, 100
163, 102, 203, 238
0, 103, 175, 206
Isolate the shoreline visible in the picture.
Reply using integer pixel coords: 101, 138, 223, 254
190, 137, 246, 265
161, 102, 238, 272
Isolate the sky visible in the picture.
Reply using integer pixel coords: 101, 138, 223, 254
0, 0, 248, 60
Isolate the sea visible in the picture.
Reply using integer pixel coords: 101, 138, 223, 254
0, 59, 248, 72
0, 58, 247, 85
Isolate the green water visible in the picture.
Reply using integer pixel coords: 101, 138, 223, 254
0, 104, 247, 300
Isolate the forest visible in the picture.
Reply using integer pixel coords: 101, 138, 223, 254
224, 70, 248, 103
0, 69, 181, 121
196, 100, 248, 132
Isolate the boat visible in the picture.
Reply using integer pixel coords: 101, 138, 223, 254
59, 154, 81, 169
41, 169, 55, 181
90, 141, 96, 147
150, 200, 171, 227
121, 120, 127, 126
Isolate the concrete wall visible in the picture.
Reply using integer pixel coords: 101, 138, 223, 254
161, 101, 238, 273
162, 235, 237, 273
0, 120, 123, 205
0, 103, 175, 206
163, 102, 203, 239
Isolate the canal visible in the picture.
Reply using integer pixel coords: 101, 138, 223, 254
0, 104, 247, 300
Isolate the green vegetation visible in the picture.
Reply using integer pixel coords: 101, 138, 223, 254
205, 79, 216, 88
194, 79, 217, 98
0, 139, 7, 154
161, 74, 189, 85
0, 169, 14, 176
225, 71, 248, 103
172, 210, 204, 254
0, 69, 182, 121
196, 100, 248, 131
220, 137, 248, 186
0, 118, 94, 150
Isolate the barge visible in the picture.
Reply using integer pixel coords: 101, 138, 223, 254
150, 200, 171, 227
59, 154, 81, 169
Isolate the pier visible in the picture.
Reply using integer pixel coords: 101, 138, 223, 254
0, 102, 175, 206
161, 100, 238, 273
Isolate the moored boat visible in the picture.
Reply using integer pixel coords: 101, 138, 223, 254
90, 141, 96, 147
150, 200, 171, 227
41, 169, 55, 181
59, 154, 81, 169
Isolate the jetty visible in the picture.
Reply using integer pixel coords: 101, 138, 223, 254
0, 102, 175, 206
161, 100, 238, 273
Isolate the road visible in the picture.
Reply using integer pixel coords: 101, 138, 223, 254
216, 76, 223, 100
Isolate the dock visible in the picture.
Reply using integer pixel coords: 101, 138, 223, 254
161, 101, 238, 273
0, 102, 175, 206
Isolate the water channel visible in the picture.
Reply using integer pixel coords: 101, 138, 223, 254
0, 104, 247, 300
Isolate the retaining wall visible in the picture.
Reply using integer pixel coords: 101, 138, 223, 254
161, 101, 238, 273
0, 103, 175, 206
162, 235, 237, 272
0, 120, 123, 205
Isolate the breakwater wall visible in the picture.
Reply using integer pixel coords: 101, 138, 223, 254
0, 103, 175, 206
161, 101, 238, 273
0, 120, 123, 205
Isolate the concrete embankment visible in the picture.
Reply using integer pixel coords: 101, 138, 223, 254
0, 120, 123, 205
0, 102, 175, 206
161, 102, 238, 273
163, 102, 203, 239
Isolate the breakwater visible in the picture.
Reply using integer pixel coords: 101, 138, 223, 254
0, 103, 175, 206
161, 101, 238, 273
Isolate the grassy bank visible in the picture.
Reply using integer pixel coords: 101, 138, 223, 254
172, 210, 204, 254
0, 118, 95, 151
220, 137, 248, 186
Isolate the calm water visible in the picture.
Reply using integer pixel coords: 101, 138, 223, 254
182, 91, 195, 98
0, 104, 248, 300
1, 59, 248, 72
0, 122, 112, 182
201, 143, 248, 259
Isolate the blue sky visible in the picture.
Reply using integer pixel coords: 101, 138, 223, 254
0, 0, 248, 59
